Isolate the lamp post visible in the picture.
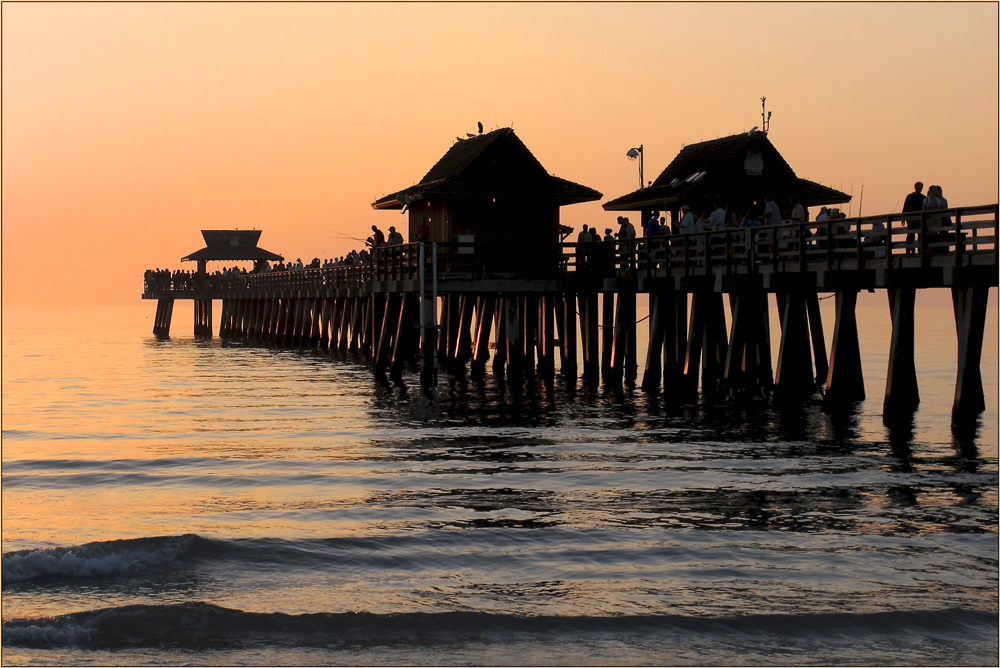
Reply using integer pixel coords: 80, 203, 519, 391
626, 145, 644, 189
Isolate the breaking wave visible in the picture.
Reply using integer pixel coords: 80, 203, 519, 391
4, 602, 996, 651
2, 534, 215, 583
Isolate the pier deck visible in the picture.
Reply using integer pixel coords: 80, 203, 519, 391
143, 205, 997, 419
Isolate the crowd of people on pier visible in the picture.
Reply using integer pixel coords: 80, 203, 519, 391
571, 183, 953, 271
146, 184, 958, 293
143, 225, 413, 292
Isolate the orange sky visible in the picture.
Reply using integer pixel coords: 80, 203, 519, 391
3, 2, 997, 305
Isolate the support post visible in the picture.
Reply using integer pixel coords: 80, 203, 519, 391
492, 296, 508, 376
376, 293, 401, 377
700, 292, 728, 397
664, 292, 687, 396
561, 292, 578, 377
153, 298, 174, 337
774, 291, 815, 401
391, 294, 419, 383
952, 285, 988, 418
825, 290, 865, 406
538, 295, 556, 379
601, 291, 615, 381
683, 292, 704, 395
806, 292, 829, 385
471, 296, 496, 380
505, 296, 523, 384
580, 292, 600, 382
642, 291, 666, 391
884, 287, 919, 413
454, 294, 476, 370
523, 295, 537, 375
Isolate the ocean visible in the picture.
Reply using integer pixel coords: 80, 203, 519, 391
2, 297, 997, 665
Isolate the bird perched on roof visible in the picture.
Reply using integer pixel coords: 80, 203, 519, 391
478, 121, 484, 134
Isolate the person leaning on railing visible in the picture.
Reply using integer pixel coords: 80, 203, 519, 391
922, 185, 951, 255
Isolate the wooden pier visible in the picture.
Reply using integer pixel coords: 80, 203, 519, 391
144, 205, 997, 420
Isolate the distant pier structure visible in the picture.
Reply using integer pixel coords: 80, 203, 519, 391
143, 128, 997, 421
149, 229, 283, 337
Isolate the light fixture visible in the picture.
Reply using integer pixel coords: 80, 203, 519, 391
626, 145, 644, 189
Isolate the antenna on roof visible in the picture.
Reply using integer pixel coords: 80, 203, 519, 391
760, 96, 771, 133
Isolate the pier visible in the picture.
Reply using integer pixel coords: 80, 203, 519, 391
142, 127, 996, 421
143, 205, 997, 420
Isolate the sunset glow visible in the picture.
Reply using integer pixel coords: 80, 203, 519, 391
3, 2, 997, 305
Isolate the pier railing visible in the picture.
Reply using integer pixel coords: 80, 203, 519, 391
143, 205, 997, 296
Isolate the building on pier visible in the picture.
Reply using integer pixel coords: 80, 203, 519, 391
371, 127, 601, 269
603, 130, 851, 223
172, 229, 283, 336
181, 229, 284, 275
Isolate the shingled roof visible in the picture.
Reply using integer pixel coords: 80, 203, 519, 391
181, 230, 283, 262
372, 128, 602, 209
603, 132, 850, 211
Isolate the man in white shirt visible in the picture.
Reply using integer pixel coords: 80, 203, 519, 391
763, 196, 783, 227
678, 205, 695, 234
708, 203, 727, 231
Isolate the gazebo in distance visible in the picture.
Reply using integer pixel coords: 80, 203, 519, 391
182, 230, 283, 275
178, 229, 283, 336
603, 130, 851, 227
372, 127, 601, 271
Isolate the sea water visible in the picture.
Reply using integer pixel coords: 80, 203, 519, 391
2, 298, 997, 665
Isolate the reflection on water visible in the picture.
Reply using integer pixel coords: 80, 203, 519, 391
1, 303, 997, 664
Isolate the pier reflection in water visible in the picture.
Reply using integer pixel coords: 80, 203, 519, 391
2, 303, 996, 665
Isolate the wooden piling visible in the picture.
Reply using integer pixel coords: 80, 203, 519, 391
579, 291, 599, 381
884, 287, 919, 413
610, 291, 628, 385
560, 292, 578, 377
309, 298, 322, 347
318, 298, 330, 349
538, 295, 556, 379
523, 295, 537, 375
471, 296, 496, 380
774, 292, 815, 401
505, 296, 524, 384
723, 291, 751, 394
700, 292, 728, 397
338, 298, 350, 353
247, 299, 261, 341
376, 293, 401, 376
641, 291, 666, 392
390, 294, 418, 383
601, 291, 614, 380
825, 290, 865, 406
806, 292, 829, 385
683, 293, 704, 395
622, 285, 638, 383
492, 296, 508, 377
153, 298, 174, 337
664, 292, 687, 396
349, 297, 362, 353
952, 285, 989, 417
454, 294, 476, 370
218, 300, 231, 338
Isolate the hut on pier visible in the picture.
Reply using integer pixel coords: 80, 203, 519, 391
181, 230, 283, 274
603, 131, 850, 225
372, 127, 601, 270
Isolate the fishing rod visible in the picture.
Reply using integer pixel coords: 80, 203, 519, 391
327, 230, 369, 242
